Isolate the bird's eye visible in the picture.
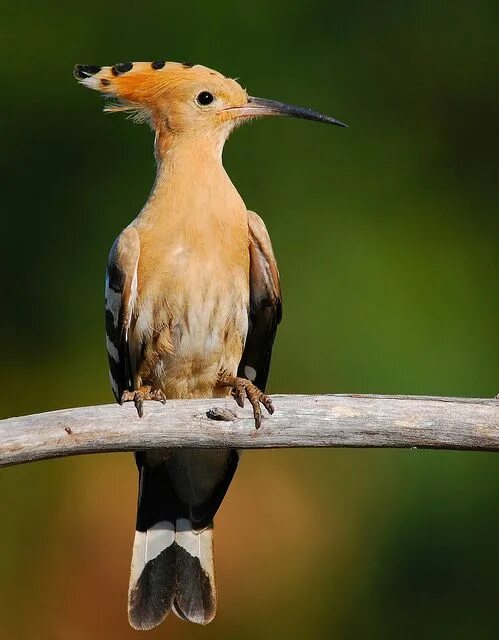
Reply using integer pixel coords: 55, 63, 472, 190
196, 91, 215, 106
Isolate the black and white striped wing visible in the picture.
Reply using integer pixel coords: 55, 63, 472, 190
105, 225, 140, 402
238, 210, 282, 392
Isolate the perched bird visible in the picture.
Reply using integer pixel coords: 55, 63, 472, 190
74, 60, 346, 630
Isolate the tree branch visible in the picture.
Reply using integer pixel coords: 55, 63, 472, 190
0, 394, 497, 468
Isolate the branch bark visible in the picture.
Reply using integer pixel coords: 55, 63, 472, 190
0, 394, 497, 468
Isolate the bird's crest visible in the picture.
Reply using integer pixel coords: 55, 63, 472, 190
73, 60, 230, 122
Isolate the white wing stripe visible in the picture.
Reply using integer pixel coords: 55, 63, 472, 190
105, 285, 122, 329
106, 335, 120, 362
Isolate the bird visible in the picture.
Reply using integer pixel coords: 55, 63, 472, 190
74, 59, 346, 630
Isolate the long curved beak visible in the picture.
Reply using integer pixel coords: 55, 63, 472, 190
227, 96, 348, 127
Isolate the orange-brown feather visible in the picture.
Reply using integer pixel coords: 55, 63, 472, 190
75, 61, 247, 126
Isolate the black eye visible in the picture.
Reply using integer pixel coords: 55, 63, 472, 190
196, 91, 214, 106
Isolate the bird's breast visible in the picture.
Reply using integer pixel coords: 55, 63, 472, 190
133, 225, 250, 398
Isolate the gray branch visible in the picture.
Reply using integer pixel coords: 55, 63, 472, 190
0, 394, 498, 468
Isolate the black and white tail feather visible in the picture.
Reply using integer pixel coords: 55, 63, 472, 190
129, 517, 216, 629
128, 451, 238, 629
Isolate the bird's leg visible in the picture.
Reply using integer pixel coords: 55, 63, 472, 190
120, 385, 166, 418
217, 372, 274, 429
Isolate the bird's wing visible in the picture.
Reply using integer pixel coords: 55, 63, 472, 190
238, 210, 282, 392
105, 225, 141, 402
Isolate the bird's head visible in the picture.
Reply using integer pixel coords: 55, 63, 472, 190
74, 60, 346, 154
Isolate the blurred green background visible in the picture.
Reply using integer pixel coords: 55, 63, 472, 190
1, 1, 498, 638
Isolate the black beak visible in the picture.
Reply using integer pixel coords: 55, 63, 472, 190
234, 96, 348, 127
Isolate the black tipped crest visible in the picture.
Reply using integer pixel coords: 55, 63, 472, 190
182, 62, 195, 68
112, 62, 133, 75
74, 64, 101, 78
151, 60, 166, 70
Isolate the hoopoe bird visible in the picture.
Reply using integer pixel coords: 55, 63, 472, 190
74, 60, 346, 630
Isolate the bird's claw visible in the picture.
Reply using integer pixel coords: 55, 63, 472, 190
219, 375, 273, 429
120, 386, 166, 418
232, 384, 246, 409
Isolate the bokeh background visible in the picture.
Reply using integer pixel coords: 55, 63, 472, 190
1, 1, 498, 638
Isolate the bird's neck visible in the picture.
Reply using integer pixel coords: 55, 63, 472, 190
137, 132, 244, 228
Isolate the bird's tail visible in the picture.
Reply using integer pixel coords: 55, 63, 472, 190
128, 461, 217, 630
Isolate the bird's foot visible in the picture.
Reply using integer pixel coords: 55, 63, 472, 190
218, 373, 274, 429
120, 386, 166, 418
